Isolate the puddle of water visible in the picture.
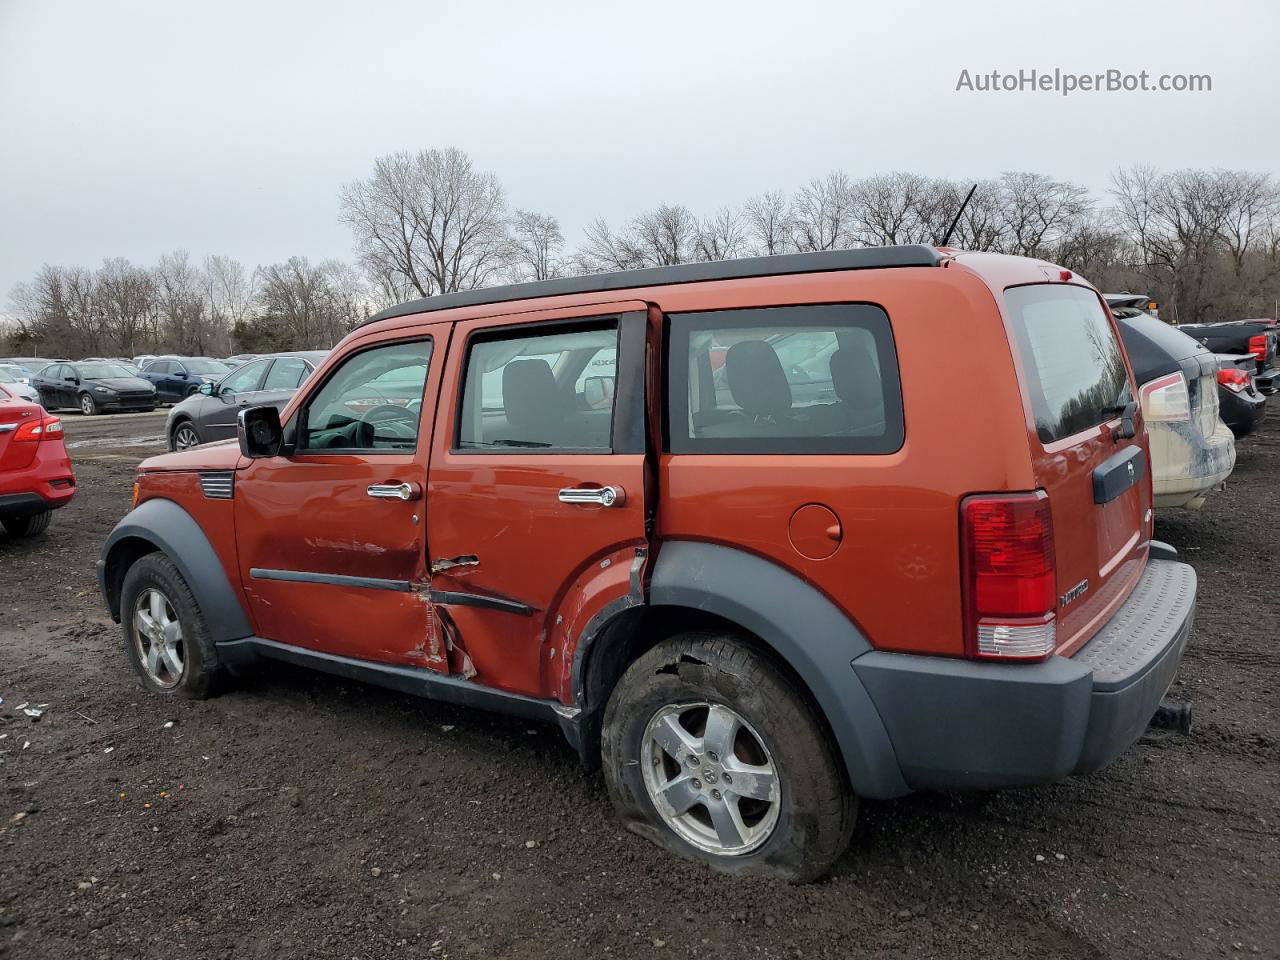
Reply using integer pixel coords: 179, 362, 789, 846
65, 435, 166, 449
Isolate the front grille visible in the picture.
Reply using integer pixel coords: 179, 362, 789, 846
117, 391, 154, 402
198, 471, 234, 500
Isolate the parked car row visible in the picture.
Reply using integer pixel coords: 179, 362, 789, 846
1105, 294, 1273, 511
96, 246, 1201, 883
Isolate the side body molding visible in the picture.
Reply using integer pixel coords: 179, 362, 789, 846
648, 541, 910, 800
98, 497, 254, 644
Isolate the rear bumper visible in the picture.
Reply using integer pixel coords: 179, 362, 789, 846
0, 445, 76, 514
852, 554, 1196, 791
1218, 387, 1266, 438
1151, 419, 1235, 509
1253, 366, 1280, 396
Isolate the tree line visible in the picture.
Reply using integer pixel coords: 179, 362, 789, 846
6, 147, 1279, 359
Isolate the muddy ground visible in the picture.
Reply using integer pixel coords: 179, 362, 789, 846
0, 408, 1276, 959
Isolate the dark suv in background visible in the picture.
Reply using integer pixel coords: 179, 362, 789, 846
140, 357, 233, 403
166, 351, 328, 449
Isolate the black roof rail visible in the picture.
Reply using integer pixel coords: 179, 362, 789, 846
358, 244, 942, 327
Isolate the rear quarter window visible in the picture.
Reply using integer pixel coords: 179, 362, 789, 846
666, 303, 904, 454
1005, 285, 1131, 444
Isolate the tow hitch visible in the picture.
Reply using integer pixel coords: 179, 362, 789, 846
1149, 698, 1193, 735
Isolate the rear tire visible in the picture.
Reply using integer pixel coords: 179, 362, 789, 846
79, 392, 98, 416
601, 633, 855, 882
1, 510, 52, 538
120, 553, 221, 698
170, 420, 201, 451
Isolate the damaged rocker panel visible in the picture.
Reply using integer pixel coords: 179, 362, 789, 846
249, 567, 534, 615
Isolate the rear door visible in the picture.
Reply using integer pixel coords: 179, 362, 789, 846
425, 304, 651, 697
1004, 284, 1149, 655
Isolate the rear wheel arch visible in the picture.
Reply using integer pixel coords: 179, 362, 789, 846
575, 541, 909, 800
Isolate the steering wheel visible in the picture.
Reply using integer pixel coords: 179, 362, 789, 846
362, 403, 418, 442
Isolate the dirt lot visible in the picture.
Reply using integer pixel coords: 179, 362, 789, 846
1, 410, 1277, 960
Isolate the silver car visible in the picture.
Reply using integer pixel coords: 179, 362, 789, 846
166, 351, 329, 450
0, 366, 40, 402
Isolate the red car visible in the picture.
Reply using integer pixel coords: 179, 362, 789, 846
0, 385, 75, 537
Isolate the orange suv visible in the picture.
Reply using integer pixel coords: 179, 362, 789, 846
98, 246, 1196, 881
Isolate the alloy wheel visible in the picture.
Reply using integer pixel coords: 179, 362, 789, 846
80, 394, 94, 415
641, 702, 781, 855
132, 588, 186, 689
173, 424, 200, 450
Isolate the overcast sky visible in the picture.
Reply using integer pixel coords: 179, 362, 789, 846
1, 0, 1277, 302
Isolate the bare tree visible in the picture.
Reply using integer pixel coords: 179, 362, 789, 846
511, 209, 564, 280
96, 258, 155, 356
997, 172, 1093, 258
743, 191, 792, 255
694, 206, 749, 262
154, 251, 210, 354
850, 172, 931, 246
576, 204, 700, 271
340, 147, 512, 298
790, 172, 857, 251
255, 256, 367, 349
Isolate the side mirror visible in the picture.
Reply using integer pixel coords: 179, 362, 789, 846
198, 381, 215, 396
581, 375, 616, 410
238, 405, 284, 459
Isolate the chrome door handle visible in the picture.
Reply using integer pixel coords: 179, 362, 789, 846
367, 482, 420, 501
558, 485, 625, 507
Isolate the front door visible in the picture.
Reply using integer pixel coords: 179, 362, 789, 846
235, 324, 449, 669
426, 304, 651, 697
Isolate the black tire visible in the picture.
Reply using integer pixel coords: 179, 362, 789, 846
1, 510, 52, 538
120, 553, 221, 698
601, 633, 855, 882
186, 385, 200, 397
79, 392, 98, 416
170, 419, 201, 451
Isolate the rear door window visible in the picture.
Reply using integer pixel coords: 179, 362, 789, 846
666, 303, 903, 454
1005, 285, 1131, 444
263, 357, 309, 391
457, 324, 618, 451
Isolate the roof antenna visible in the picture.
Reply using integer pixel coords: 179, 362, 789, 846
939, 183, 978, 248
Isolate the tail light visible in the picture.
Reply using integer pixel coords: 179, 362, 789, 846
12, 415, 63, 442
1217, 368, 1252, 393
1138, 372, 1190, 422
961, 492, 1057, 661
1248, 335, 1268, 365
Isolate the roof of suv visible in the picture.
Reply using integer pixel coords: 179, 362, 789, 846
360, 245, 944, 327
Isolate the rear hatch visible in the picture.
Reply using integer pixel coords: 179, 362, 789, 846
1004, 284, 1150, 656
0, 394, 41, 472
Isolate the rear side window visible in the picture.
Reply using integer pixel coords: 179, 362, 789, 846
667, 303, 903, 454
457, 323, 618, 451
1006, 285, 1131, 444
263, 357, 309, 390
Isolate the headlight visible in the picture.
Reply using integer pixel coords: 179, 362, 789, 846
94, 386, 110, 393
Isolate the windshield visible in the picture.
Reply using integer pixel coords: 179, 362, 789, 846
77, 363, 136, 379
185, 360, 231, 375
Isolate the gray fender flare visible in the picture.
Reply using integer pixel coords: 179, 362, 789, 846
649, 541, 909, 800
98, 497, 254, 645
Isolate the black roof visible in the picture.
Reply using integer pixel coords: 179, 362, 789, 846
359, 245, 943, 328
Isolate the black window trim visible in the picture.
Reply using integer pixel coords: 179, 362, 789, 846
293, 335, 435, 457
450, 311, 645, 456
664, 301, 906, 456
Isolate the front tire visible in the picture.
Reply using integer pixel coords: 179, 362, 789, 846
602, 633, 855, 882
79, 392, 98, 416
120, 553, 220, 698
1, 510, 52, 538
